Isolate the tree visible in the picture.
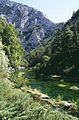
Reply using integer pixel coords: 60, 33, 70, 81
0, 39, 9, 78
0, 17, 23, 69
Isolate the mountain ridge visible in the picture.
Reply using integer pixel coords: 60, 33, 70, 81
0, 0, 63, 50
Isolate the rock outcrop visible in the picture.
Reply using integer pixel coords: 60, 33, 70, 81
0, 0, 63, 50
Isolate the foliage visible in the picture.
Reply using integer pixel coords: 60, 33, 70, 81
25, 34, 53, 67
10, 70, 27, 88
0, 78, 78, 120
0, 39, 9, 78
49, 21, 79, 76
0, 17, 23, 69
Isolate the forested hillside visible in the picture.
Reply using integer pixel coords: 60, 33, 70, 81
31, 9, 79, 79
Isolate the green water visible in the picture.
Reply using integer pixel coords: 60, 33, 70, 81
27, 79, 79, 101
25, 70, 79, 101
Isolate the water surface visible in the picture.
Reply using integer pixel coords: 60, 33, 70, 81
25, 70, 79, 101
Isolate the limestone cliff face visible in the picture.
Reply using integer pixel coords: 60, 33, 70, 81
0, 0, 63, 50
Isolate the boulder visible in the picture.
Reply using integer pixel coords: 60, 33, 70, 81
39, 94, 50, 100
50, 75, 61, 80
61, 101, 72, 107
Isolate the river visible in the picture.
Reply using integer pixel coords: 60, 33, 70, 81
25, 69, 79, 101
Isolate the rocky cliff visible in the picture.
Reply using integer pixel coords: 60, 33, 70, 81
0, 0, 63, 50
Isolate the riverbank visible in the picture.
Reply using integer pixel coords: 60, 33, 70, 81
18, 69, 79, 115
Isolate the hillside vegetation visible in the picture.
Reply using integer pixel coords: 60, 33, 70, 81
0, 17, 23, 69
29, 10, 79, 79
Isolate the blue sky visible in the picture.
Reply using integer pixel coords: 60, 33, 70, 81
12, 0, 79, 23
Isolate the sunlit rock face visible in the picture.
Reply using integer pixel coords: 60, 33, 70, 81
0, 0, 63, 50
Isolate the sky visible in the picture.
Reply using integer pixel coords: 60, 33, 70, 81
12, 0, 79, 23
